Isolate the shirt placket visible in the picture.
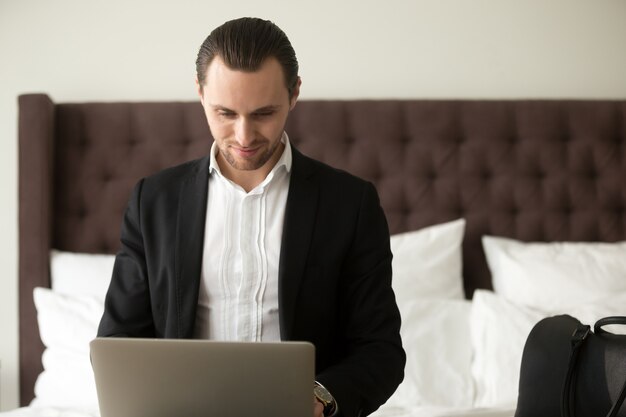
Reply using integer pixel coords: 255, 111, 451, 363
238, 192, 259, 341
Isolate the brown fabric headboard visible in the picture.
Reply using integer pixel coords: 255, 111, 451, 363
18, 94, 626, 405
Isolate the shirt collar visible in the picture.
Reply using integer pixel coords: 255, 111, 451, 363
209, 131, 292, 180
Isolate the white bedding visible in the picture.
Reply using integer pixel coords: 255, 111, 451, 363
0, 405, 515, 417
0, 407, 98, 417
372, 406, 515, 417
8, 223, 626, 417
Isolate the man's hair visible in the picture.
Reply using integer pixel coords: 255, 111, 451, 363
196, 17, 299, 97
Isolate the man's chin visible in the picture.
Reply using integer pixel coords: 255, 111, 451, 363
225, 155, 269, 172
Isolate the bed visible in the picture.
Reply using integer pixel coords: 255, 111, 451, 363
10, 94, 626, 416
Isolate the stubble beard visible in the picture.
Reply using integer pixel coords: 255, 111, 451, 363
220, 135, 283, 171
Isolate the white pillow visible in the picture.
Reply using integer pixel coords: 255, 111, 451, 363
470, 289, 626, 408
482, 236, 626, 311
391, 219, 465, 306
50, 250, 115, 302
32, 287, 103, 412
469, 290, 543, 407
385, 299, 474, 409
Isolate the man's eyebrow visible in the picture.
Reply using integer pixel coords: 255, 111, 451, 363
210, 104, 282, 113
252, 105, 282, 112
210, 104, 235, 113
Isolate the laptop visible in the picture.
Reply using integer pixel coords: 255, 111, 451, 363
90, 338, 315, 417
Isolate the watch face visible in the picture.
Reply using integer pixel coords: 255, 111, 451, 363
314, 385, 333, 403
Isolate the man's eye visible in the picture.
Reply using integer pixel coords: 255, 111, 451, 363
253, 111, 274, 118
218, 111, 236, 118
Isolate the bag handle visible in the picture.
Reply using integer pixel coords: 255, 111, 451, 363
595, 316, 626, 334
562, 322, 626, 417
562, 324, 590, 417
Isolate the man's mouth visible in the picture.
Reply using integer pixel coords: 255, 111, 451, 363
232, 146, 261, 158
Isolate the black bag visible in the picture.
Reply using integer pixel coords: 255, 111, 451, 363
516, 315, 626, 417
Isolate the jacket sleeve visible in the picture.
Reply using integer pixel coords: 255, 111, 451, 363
97, 179, 155, 337
316, 182, 405, 417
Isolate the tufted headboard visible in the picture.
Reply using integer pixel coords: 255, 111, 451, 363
18, 94, 626, 405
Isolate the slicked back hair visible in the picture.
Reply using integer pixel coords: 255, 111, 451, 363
196, 17, 299, 97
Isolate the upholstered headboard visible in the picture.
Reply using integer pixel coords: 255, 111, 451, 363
18, 94, 626, 405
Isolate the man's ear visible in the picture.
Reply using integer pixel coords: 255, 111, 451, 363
195, 77, 204, 103
289, 77, 302, 110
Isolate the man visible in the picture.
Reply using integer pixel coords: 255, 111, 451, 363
98, 17, 404, 417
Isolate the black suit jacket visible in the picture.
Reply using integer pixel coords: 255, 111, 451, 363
98, 147, 405, 417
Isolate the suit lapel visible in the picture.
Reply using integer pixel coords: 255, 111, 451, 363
171, 150, 317, 339
278, 148, 319, 339
175, 157, 210, 338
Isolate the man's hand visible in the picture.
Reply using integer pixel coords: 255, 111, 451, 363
313, 398, 324, 417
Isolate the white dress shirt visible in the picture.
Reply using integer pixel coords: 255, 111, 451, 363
194, 133, 292, 341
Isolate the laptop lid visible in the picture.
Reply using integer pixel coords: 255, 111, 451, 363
90, 338, 315, 417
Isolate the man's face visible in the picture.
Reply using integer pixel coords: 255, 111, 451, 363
197, 56, 299, 173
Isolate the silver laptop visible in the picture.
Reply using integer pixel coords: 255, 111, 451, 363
90, 338, 315, 417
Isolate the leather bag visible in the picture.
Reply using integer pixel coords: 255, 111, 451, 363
515, 315, 626, 417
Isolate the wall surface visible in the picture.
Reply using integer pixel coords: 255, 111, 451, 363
1, 0, 625, 410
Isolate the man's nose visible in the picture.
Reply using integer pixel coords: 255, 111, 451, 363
234, 118, 254, 146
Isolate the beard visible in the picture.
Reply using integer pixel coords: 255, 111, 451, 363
218, 135, 283, 171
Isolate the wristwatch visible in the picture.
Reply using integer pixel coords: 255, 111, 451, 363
314, 381, 337, 416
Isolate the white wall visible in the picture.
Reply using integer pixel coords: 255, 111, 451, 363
1, 0, 625, 410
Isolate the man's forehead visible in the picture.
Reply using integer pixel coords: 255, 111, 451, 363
202, 56, 290, 111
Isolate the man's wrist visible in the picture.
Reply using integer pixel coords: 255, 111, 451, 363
314, 381, 338, 417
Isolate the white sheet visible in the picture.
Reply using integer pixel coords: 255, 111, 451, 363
0, 407, 98, 417
0, 406, 515, 417
370, 405, 515, 417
